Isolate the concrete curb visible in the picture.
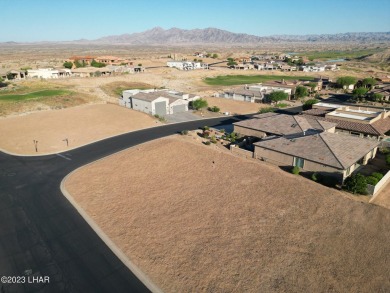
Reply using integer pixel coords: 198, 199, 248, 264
0, 114, 236, 157
60, 146, 165, 293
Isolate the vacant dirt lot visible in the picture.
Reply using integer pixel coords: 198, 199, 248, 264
65, 136, 390, 293
0, 104, 160, 154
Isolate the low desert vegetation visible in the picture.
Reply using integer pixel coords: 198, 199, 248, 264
192, 98, 208, 110
204, 75, 314, 86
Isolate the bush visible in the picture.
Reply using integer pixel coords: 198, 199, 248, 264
63, 61, 73, 69
302, 99, 319, 110
366, 176, 379, 186
208, 106, 220, 112
311, 172, 318, 181
204, 141, 211, 145
203, 130, 210, 138
380, 147, 390, 154
343, 173, 367, 195
258, 107, 275, 114
181, 130, 189, 135
210, 135, 217, 144
276, 103, 288, 108
219, 129, 225, 133
192, 98, 208, 110
292, 166, 300, 175
203, 126, 210, 131
371, 172, 384, 181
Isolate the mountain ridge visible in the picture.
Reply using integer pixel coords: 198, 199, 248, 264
2, 27, 390, 45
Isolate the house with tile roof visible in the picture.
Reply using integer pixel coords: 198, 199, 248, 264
301, 102, 390, 140
233, 113, 379, 183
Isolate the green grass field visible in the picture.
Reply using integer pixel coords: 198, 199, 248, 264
0, 89, 71, 102
299, 48, 384, 60
204, 75, 314, 86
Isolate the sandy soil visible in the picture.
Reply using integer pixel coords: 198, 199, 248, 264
0, 104, 160, 154
65, 135, 390, 293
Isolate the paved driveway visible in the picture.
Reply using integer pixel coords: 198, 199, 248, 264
163, 111, 202, 123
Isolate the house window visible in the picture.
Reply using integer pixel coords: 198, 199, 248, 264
293, 157, 304, 168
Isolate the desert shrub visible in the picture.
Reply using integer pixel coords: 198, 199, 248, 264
311, 172, 318, 181
302, 99, 319, 110
203, 126, 210, 131
366, 176, 379, 186
371, 172, 384, 181
276, 103, 288, 108
192, 98, 208, 110
219, 129, 225, 133
204, 141, 211, 145
291, 166, 300, 175
203, 130, 210, 138
343, 173, 367, 195
208, 106, 220, 112
181, 130, 189, 135
210, 135, 217, 144
258, 107, 275, 114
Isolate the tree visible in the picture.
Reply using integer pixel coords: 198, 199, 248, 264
371, 93, 383, 102
138, 63, 142, 66
308, 82, 317, 91
74, 60, 85, 68
227, 58, 237, 67
6, 72, 14, 80
362, 77, 377, 89
295, 86, 309, 98
212, 53, 218, 59
336, 76, 357, 88
63, 61, 73, 69
91, 60, 106, 68
268, 91, 288, 104
302, 99, 319, 110
352, 87, 368, 100
343, 173, 367, 194
192, 98, 208, 110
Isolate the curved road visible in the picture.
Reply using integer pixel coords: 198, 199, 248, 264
0, 115, 249, 293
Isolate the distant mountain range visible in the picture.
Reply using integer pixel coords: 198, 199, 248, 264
2, 27, 390, 45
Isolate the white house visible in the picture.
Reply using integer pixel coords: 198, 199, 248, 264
120, 89, 199, 115
301, 64, 326, 72
27, 68, 63, 79
167, 61, 207, 70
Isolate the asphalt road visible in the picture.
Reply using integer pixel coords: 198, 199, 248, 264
0, 115, 249, 293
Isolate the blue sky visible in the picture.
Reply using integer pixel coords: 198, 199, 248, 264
2, 0, 390, 42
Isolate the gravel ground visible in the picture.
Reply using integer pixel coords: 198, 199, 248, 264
65, 135, 390, 293
0, 104, 161, 154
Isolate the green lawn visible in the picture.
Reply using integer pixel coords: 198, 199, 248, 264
0, 89, 71, 102
299, 48, 385, 60
204, 75, 314, 86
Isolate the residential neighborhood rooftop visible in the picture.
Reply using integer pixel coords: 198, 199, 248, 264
235, 113, 336, 135
254, 131, 379, 169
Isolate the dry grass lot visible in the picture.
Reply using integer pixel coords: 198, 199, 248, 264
65, 136, 390, 293
0, 104, 160, 154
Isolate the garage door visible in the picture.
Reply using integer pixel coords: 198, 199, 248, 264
154, 101, 167, 115
172, 104, 187, 113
